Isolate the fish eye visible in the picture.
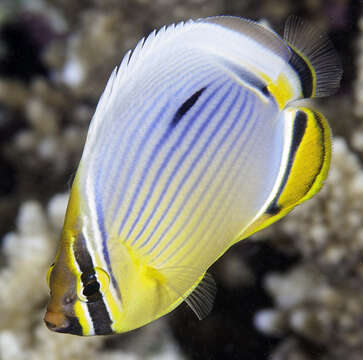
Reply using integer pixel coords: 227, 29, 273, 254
83, 275, 100, 300
77, 267, 110, 303
46, 263, 55, 287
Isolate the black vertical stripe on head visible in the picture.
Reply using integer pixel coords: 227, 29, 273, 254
171, 87, 206, 126
56, 316, 83, 336
266, 111, 307, 215
74, 233, 114, 335
288, 47, 313, 98
86, 302, 114, 335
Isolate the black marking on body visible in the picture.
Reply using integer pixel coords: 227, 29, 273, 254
289, 48, 313, 98
265, 202, 280, 215
304, 111, 326, 190
265, 111, 307, 215
74, 234, 113, 335
219, 60, 270, 98
261, 86, 270, 97
171, 87, 206, 126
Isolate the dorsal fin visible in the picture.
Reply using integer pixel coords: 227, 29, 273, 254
283, 15, 342, 98
201, 16, 291, 63
108, 21, 190, 102
83, 21, 191, 146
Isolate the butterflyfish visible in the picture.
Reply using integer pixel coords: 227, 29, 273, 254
44, 15, 342, 335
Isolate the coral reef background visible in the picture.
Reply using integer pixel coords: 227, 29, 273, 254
0, 0, 361, 359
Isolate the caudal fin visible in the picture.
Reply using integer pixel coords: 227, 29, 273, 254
284, 16, 343, 98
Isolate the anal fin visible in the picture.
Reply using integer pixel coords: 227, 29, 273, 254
159, 267, 217, 320
185, 272, 216, 320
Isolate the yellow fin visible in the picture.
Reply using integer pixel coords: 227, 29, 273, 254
159, 267, 216, 320
240, 106, 331, 239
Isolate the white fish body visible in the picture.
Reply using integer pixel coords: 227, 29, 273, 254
44, 16, 342, 335
82, 18, 291, 268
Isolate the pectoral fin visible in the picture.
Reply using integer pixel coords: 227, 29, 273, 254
240, 106, 331, 239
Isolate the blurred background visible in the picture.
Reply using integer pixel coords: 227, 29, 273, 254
0, 0, 362, 359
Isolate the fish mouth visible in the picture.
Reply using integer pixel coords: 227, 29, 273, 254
44, 312, 83, 335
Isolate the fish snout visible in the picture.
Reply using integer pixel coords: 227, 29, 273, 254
44, 310, 83, 335
44, 310, 68, 331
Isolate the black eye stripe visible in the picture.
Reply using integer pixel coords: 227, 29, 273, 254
74, 233, 113, 334
78, 259, 102, 302
82, 274, 101, 299
75, 238, 102, 301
